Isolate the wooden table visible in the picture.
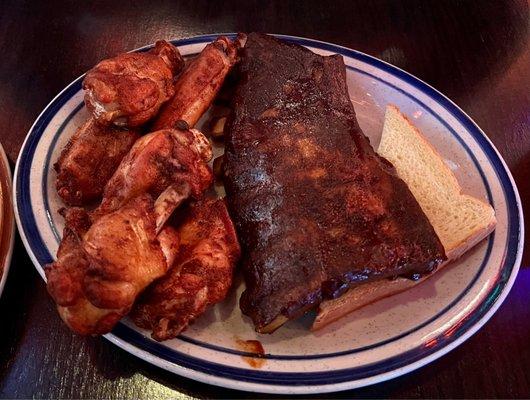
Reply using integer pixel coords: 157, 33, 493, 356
1, 0, 528, 398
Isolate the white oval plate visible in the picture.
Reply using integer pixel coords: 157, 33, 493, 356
14, 34, 524, 394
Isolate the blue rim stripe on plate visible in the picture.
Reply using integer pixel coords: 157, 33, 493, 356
14, 34, 522, 386
39, 61, 496, 361
43, 102, 85, 243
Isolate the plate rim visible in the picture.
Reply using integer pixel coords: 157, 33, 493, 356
13, 33, 524, 394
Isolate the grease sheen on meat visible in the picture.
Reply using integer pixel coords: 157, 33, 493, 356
54, 118, 140, 206
224, 33, 446, 333
132, 198, 240, 341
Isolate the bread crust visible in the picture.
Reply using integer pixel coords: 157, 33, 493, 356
312, 105, 497, 331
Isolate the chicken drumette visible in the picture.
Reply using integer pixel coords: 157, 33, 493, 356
83, 40, 185, 127
132, 198, 240, 341
152, 35, 242, 130
96, 128, 213, 226
46, 199, 180, 335
55, 118, 140, 206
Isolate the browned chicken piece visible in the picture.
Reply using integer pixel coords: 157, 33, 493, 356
48, 126, 214, 335
46, 195, 180, 335
132, 198, 240, 341
83, 40, 185, 127
47, 36, 240, 337
96, 128, 213, 218
151, 36, 242, 130
54, 118, 140, 206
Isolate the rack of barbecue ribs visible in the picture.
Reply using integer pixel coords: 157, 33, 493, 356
223, 33, 446, 333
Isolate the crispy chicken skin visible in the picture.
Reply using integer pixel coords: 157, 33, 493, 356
151, 36, 242, 130
46, 36, 240, 337
54, 118, 140, 206
96, 128, 213, 217
46, 196, 179, 335
132, 198, 240, 341
47, 128, 214, 335
43, 130, 213, 334
83, 40, 184, 127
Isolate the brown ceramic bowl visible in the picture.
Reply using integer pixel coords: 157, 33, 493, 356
0, 143, 14, 297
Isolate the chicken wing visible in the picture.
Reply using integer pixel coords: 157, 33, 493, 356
83, 40, 184, 127
55, 118, 140, 206
47, 36, 239, 337
132, 198, 240, 341
56, 36, 231, 208
96, 128, 213, 217
47, 129, 214, 336
46, 195, 179, 335
151, 36, 242, 130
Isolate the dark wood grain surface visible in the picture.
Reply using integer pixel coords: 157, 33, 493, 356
0, 0, 529, 398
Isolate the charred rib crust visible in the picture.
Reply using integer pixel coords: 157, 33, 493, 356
224, 33, 445, 332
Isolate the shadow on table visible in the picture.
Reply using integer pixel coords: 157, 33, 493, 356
0, 236, 43, 382
164, 0, 529, 101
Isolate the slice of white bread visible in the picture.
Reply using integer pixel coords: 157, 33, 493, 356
312, 105, 496, 331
